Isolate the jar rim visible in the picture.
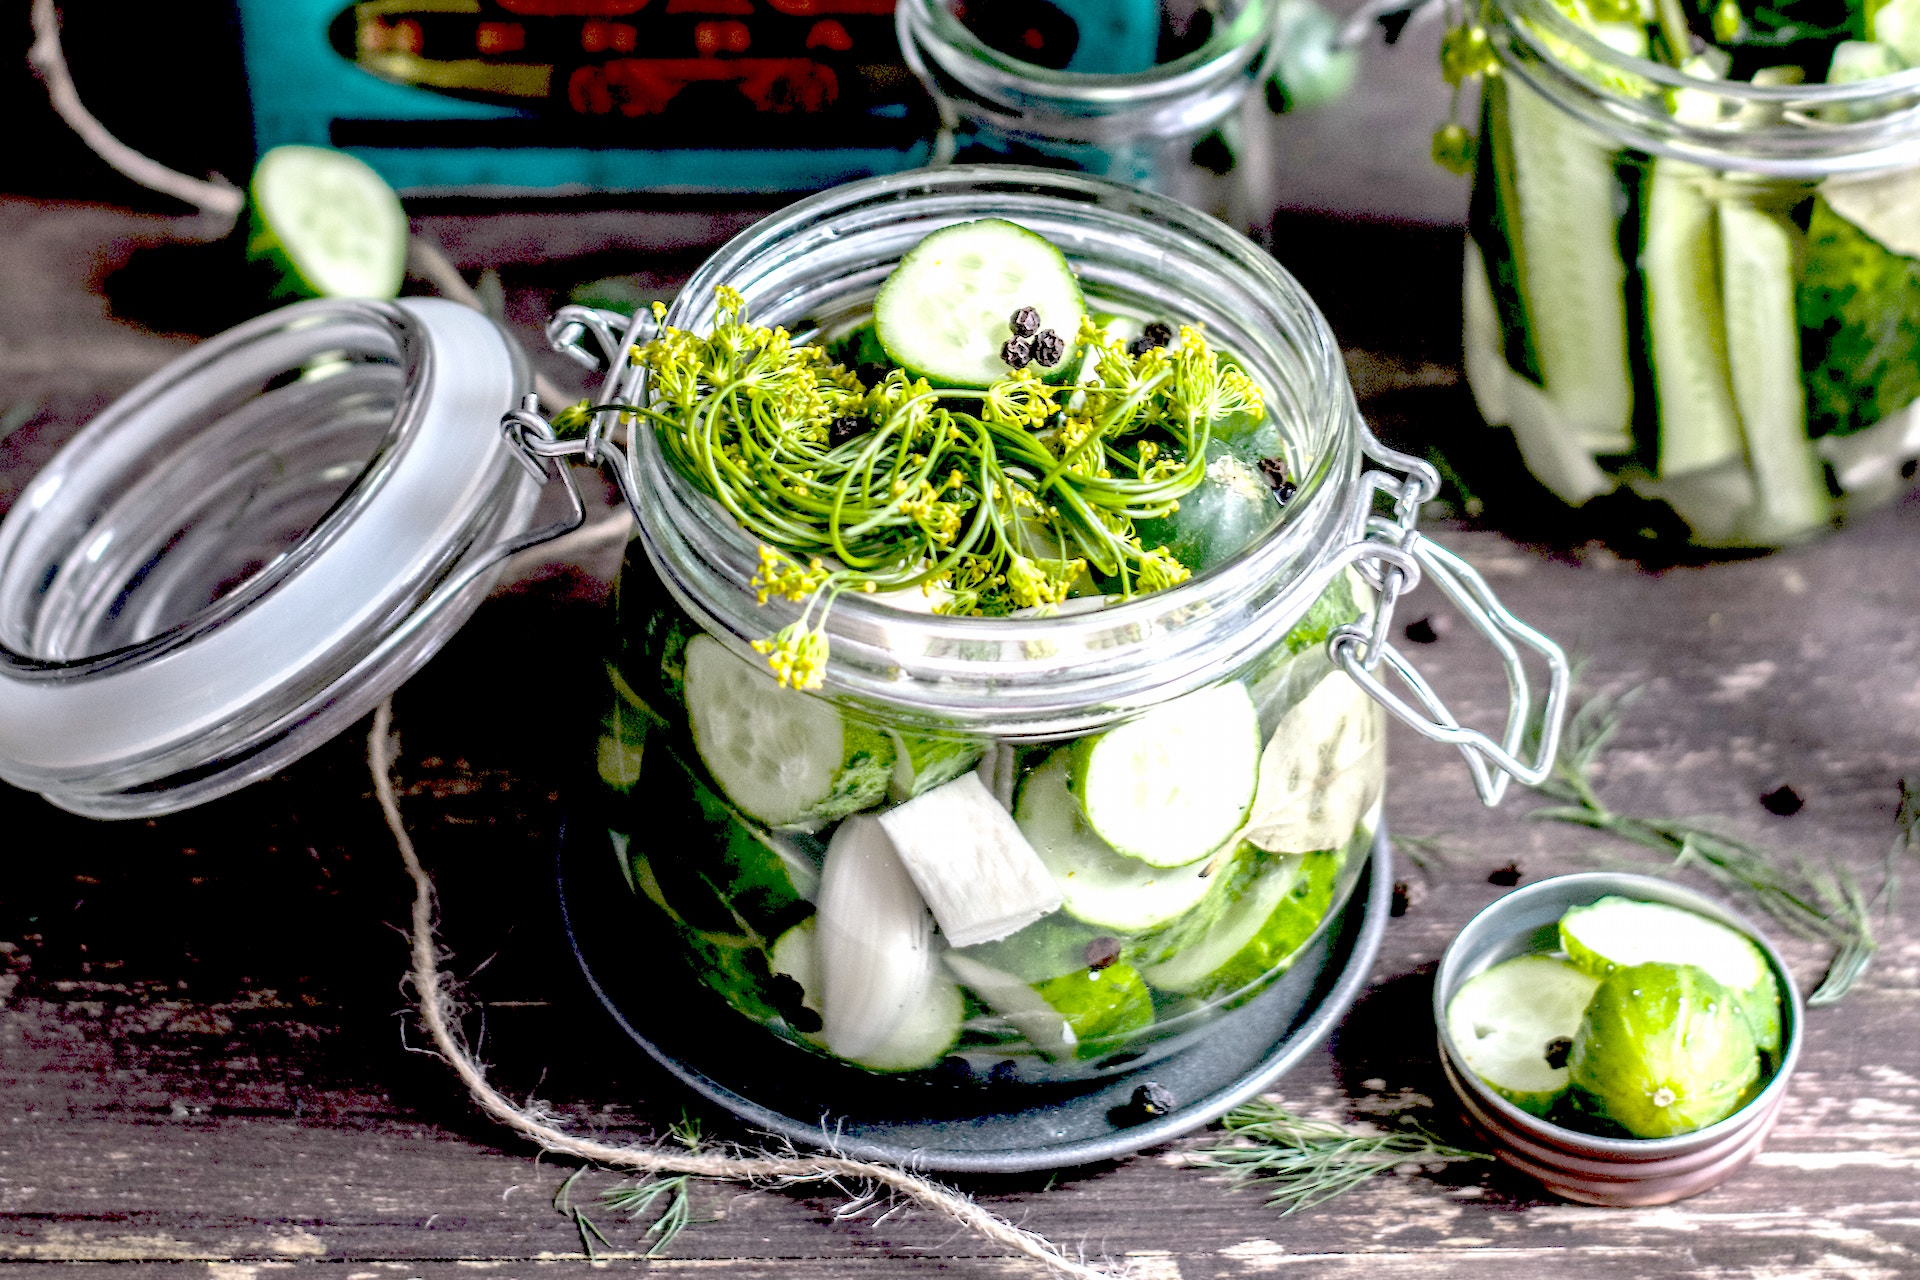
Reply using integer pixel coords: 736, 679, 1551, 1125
0, 302, 425, 676
900, 0, 1276, 97
627, 166, 1368, 739
1489, 0, 1920, 177
0, 299, 537, 817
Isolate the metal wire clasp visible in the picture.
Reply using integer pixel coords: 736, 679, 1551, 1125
1326, 429, 1570, 806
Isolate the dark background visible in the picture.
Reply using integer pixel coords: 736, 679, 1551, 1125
6, 1, 255, 207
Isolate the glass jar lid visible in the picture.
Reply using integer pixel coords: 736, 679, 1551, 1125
0, 298, 540, 818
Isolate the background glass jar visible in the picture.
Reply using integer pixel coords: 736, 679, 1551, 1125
894, 0, 1288, 208
1460, 0, 1920, 548
550, 168, 1569, 1085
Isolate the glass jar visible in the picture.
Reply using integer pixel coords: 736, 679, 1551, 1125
1461, 0, 1920, 548
544, 167, 1571, 1085
894, 0, 1285, 199
0, 300, 543, 817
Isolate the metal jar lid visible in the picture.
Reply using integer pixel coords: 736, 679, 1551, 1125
0, 298, 541, 818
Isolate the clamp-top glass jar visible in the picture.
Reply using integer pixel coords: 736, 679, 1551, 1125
895, 0, 1285, 196
1460, 0, 1920, 547
529, 168, 1571, 1086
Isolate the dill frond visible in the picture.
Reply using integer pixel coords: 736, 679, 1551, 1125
1524, 689, 1920, 1005
608, 288, 1261, 684
1189, 1100, 1488, 1214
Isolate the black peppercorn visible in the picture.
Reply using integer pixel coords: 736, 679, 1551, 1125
1009, 306, 1041, 337
1544, 1036, 1573, 1070
1084, 936, 1122, 970
1030, 328, 1066, 367
829, 415, 867, 445
1128, 320, 1175, 355
1256, 456, 1297, 504
1131, 1082, 1176, 1117
1001, 335, 1034, 368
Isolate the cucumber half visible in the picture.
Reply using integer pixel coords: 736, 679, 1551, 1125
874, 219, 1086, 388
683, 634, 894, 828
246, 145, 408, 301
1446, 953, 1601, 1116
1014, 751, 1214, 933
1558, 895, 1782, 1056
1069, 683, 1261, 868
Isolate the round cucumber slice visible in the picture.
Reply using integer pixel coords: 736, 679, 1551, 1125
683, 635, 894, 828
1069, 682, 1260, 868
1558, 896, 1782, 1057
943, 951, 1152, 1060
874, 218, 1086, 388
1134, 843, 1348, 998
1013, 751, 1213, 932
1446, 953, 1601, 1116
246, 145, 407, 301
1569, 962, 1761, 1138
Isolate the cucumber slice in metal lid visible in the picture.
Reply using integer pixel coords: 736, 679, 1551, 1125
1445, 953, 1600, 1116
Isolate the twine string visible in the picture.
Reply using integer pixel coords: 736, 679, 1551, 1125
368, 698, 1122, 1278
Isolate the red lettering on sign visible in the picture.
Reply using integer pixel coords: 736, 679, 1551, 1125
805, 19, 853, 50
499, 0, 652, 16
582, 19, 638, 51
568, 58, 840, 115
694, 19, 752, 55
476, 21, 527, 53
766, 0, 894, 15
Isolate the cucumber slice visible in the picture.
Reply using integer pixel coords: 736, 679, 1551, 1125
1445, 953, 1601, 1116
246, 145, 407, 301
595, 698, 647, 792
1462, 239, 1513, 427
683, 634, 894, 828
1014, 752, 1214, 933
1643, 162, 1744, 477
1718, 198, 1835, 542
1241, 669, 1385, 856
874, 219, 1086, 389
1874, 0, 1920, 65
1505, 365, 1618, 505
1559, 896, 1782, 1057
1069, 683, 1261, 868
943, 951, 1153, 1060
886, 728, 984, 803
1504, 78, 1635, 453
769, 917, 825, 1029
1135, 841, 1351, 998
1570, 963, 1760, 1138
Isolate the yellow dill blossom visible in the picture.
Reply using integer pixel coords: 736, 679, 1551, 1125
1137, 545, 1191, 593
750, 546, 830, 605
1005, 555, 1085, 610
984, 366, 1059, 429
751, 621, 829, 690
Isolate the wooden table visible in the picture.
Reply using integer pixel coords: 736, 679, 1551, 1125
3, 185, 1918, 1279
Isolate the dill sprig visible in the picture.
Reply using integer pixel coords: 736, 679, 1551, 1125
1526, 688, 1920, 1005
619, 287, 1264, 687
1188, 1099, 1489, 1213
551, 1116, 708, 1260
